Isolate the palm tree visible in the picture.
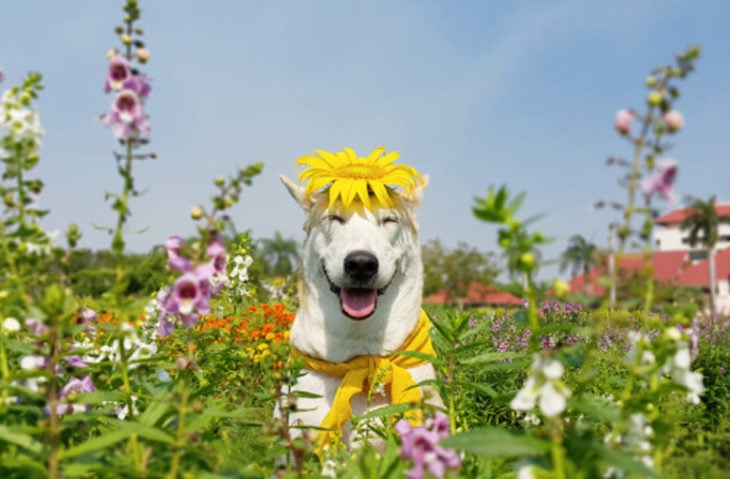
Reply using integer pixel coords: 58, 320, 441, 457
258, 231, 299, 277
560, 235, 598, 294
681, 196, 722, 319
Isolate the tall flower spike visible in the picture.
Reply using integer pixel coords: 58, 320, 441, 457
296, 146, 422, 211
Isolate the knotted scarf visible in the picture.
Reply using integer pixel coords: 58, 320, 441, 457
289, 310, 435, 451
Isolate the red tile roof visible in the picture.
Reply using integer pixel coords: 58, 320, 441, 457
423, 281, 523, 306
568, 250, 693, 295
655, 203, 730, 225
676, 247, 730, 286
462, 281, 523, 306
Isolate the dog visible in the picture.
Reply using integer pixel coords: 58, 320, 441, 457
277, 147, 442, 453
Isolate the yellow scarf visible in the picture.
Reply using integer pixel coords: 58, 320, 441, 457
289, 310, 435, 451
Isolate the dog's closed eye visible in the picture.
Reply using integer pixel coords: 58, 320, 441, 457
380, 216, 399, 225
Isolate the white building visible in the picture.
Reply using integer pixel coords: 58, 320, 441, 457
654, 202, 730, 314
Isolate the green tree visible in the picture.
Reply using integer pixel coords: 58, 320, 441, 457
258, 231, 299, 277
559, 235, 599, 294
681, 195, 727, 319
421, 239, 500, 302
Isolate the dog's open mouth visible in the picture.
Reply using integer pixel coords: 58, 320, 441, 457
323, 263, 387, 320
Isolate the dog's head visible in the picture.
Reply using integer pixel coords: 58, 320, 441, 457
281, 173, 427, 322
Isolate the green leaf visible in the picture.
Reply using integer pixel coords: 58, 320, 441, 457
356, 403, 420, 421
138, 399, 171, 427
448, 380, 498, 397
0, 425, 43, 454
392, 349, 436, 363
59, 429, 132, 459
115, 420, 175, 445
597, 446, 658, 478
442, 427, 551, 457
459, 351, 524, 365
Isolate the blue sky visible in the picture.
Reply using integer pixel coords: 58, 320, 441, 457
1, 1, 729, 279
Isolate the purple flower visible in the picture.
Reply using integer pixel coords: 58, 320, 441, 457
396, 412, 461, 479
166, 236, 192, 272
46, 375, 95, 416
206, 235, 227, 274
105, 54, 131, 92
104, 89, 150, 141
64, 355, 89, 370
641, 158, 678, 202
122, 73, 151, 98
614, 109, 634, 135
25, 318, 48, 336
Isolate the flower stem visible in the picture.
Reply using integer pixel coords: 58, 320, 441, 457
167, 341, 194, 479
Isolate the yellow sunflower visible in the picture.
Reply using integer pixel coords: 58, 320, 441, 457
296, 146, 422, 211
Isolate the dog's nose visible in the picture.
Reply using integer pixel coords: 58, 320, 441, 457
344, 250, 379, 281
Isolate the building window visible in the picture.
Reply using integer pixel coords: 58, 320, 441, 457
689, 250, 707, 262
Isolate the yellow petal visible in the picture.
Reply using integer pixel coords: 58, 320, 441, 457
369, 181, 393, 208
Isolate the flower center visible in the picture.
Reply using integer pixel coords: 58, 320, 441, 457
334, 164, 385, 180
111, 64, 129, 81
116, 93, 138, 112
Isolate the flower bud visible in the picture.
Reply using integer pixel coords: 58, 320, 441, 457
614, 109, 634, 135
135, 47, 150, 64
2, 317, 20, 334
519, 252, 536, 269
663, 110, 684, 133
121, 34, 132, 45
645, 75, 657, 87
214, 176, 225, 187
190, 205, 204, 220
647, 91, 663, 106
552, 279, 570, 297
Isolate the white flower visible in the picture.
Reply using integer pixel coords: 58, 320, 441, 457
20, 355, 46, 370
665, 326, 682, 341
2, 317, 20, 333
510, 377, 538, 412
511, 355, 571, 418
516, 463, 537, 479
538, 382, 567, 417
542, 359, 564, 379
674, 347, 691, 369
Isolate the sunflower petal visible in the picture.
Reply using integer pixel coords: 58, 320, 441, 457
369, 180, 393, 208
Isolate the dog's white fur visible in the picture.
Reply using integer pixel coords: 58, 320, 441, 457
279, 175, 440, 444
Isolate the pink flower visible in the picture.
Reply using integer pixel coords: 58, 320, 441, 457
664, 110, 684, 133
157, 236, 227, 337
104, 89, 150, 141
105, 55, 132, 92
396, 412, 461, 479
614, 109, 634, 135
641, 158, 678, 202
166, 236, 192, 272
122, 73, 151, 98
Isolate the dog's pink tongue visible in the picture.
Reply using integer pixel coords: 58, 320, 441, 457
341, 288, 377, 319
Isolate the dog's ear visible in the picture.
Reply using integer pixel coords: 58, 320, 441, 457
400, 174, 429, 208
280, 175, 313, 211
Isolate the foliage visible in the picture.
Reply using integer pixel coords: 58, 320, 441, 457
421, 239, 501, 300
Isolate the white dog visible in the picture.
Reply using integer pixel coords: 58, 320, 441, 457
278, 147, 441, 453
